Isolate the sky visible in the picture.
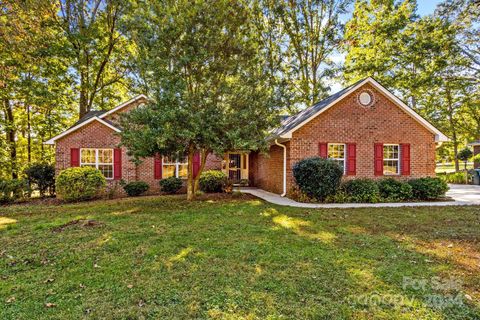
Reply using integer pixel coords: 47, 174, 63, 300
416, 0, 444, 16
329, 0, 444, 93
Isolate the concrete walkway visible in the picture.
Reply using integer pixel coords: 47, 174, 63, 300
238, 184, 480, 208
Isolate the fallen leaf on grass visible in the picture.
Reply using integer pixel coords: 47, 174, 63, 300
45, 303, 56, 308
6, 297, 15, 303
127, 284, 133, 289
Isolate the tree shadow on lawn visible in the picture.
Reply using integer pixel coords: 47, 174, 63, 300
259, 205, 480, 319
1, 197, 480, 319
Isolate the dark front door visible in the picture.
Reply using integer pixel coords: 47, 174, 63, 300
228, 154, 241, 182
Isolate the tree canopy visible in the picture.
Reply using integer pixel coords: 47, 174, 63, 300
0, 0, 479, 181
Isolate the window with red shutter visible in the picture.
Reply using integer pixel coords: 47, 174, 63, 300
70, 148, 80, 167
154, 154, 162, 179
193, 152, 201, 179
400, 144, 411, 175
113, 148, 122, 180
346, 143, 356, 175
318, 142, 328, 158
374, 143, 383, 176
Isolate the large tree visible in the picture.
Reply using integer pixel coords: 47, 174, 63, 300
120, 0, 278, 200
258, 0, 350, 109
343, 0, 417, 89
56, 0, 134, 118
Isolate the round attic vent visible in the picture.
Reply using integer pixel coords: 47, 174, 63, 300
357, 90, 374, 107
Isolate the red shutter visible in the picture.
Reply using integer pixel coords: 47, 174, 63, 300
346, 143, 356, 176
154, 154, 162, 179
401, 143, 411, 176
374, 143, 384, 176
113, 148, 122, 180
318, 143, 328, 158
193, 152, 201, 179
70, 148, 80, 167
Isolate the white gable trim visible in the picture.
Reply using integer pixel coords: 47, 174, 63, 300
99, 94, 148, 119
280, 77, 449, 142
44, 117, 121, 145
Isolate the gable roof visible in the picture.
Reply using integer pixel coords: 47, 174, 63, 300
44, 95, 147, 145
271, 77, 449, 142
72, 110, 106, 126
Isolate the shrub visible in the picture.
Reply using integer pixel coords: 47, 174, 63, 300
199, 170, 227, 193
123, 181, 149, 197
159, 177, 183, 194
437, 172, 468, 184
408, 177, 449, 200
0, 179, 29, 204
24, 163, 55, 197
342, 179, 380, 203
377, 178, 413, 201
292, 157, 343, 201
56, 167, 106, 202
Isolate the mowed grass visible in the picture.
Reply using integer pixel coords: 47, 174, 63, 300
1, 195, 480, 319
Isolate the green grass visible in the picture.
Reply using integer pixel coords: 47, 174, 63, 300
1, 195, 480, 319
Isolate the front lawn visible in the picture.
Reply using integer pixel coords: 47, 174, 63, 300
1, 195, 480, 319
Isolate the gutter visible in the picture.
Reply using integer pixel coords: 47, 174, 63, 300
274, 139, 287, 197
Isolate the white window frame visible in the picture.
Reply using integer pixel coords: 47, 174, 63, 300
80, 148, 114, 180
383, 144, 400, 175
327, 143, 346, 174
162, 156, 188, 179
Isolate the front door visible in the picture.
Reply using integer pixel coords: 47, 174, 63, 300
226, 153, 249, 184
228, 154, 241, 181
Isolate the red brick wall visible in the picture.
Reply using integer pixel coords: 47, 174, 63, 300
55, 116, 223, 196
103, 97, 148, 125
250, 144, 288, 194
256, 83, 437, 194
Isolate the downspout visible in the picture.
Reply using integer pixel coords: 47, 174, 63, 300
274, 139, 287, 197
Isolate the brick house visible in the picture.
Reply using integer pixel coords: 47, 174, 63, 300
46, 77, 448, 196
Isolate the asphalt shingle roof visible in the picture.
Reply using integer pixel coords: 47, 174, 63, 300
271, 78, 366, 138
72, 110, 106, 127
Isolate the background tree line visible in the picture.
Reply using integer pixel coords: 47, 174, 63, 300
1, 0, 478, 180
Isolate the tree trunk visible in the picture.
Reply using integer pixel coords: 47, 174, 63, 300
4, 99, 17, 179
445, 84, 460, 172
79, 72, 89, 119
27, 103, 31, 163
186, 146, 195, 201
193, 148, 209, 194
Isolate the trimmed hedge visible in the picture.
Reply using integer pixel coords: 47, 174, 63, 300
159, 177, 183, 194
199, 170, 227, 193
342, 178, 380, 203
293, 157, 343, 201
56, 167, 106, 202
408, 177, 449, 200
377, 178, 413, 201
123, 181, 149, 197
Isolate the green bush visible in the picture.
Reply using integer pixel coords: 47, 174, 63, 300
199, 170, 227, 193
377, 178, 413, 201
24, 163, 55, 197
159, 177, 183, 194
408, 177, 449, 200
123, 181, 149, 197
342, 179, 380, 203
56, 167, 106, 202
292, 157, 343, 201
437, 172, 468, 184
0, 179, 29, 204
